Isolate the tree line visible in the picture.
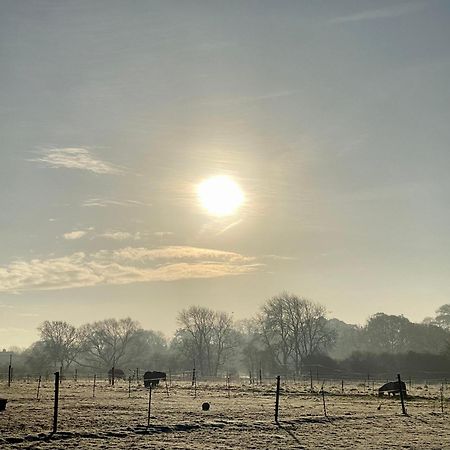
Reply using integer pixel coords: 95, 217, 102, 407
3, 294, 450, 379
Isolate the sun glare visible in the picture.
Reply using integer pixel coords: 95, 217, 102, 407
197, 176, 244, 216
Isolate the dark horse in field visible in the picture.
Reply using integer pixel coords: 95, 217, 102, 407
144, 371, 166, 388
378, 380, 407, 397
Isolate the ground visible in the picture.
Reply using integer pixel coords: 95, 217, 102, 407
0, 378, 449, 449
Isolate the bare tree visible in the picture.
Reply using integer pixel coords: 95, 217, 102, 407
38, 320, 83, 370
259, 293, 335, 376
260, 295, 293, 376
80, 318, 140, 370
176, 306, 235, 377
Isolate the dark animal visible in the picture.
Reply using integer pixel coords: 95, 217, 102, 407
202, 402, 210, 411
144, 371, 166, 388
378, 381, 407, 397
108, 368, 126, 381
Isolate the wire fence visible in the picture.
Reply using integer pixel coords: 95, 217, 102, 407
1, 371, 449, 440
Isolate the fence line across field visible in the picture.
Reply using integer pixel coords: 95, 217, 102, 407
1, 372, 448, 440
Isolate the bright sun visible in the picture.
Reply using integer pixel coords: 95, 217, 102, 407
197, 176, 244, 216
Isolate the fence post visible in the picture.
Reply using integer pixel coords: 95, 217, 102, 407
192, 365, 197, 397
275, 375, 281, 423
8, 354, 12, 387
397, 373, 407, 415
321, 387, 327, 417
36, 375, 42, 400
128, 376, 132, 398
93, 374, 96, 398
310, 369, 313, 392
165, 378, 170, 398
111, 366, 115, 386
53, 371, 60, 434
147, 386, 152, 427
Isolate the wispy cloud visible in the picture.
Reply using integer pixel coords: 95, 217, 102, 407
63, 230, 88, 240
108, 246, 255, 263
0, 246, 262, 293
262, 254, 299, 261
82, 198, 145, 208
30, 147, 123, 174
154, 231, 174, 238
99, 231, 142, 241
216, 220, 243, 236
330, 2, 426, 23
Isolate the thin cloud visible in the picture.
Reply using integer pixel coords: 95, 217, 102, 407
30, 147, 123, 174
0, 246, 262, 293
262, 254, 299, 261
0, 303, 14, 309
331, 2, 426, 23
216, 220, 243, 236
99, 231, 142, 241
63, 230, 88, 240
109, 246, 256, 263
82, 198, 145, 208
154, 231, 174, 238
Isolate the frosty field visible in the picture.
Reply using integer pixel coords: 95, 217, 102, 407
1, 378, 449, 449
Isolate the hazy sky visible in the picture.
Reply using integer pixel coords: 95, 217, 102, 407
1, 0, 450, 348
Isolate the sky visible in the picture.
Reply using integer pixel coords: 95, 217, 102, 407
1, 0, 450, 348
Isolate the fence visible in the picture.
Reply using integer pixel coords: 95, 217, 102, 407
0, 371, 449, 439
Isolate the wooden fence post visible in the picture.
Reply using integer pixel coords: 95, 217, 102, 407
397, 373, 407, 415
8, 354, 12, 387
275, 375, 281, 423
53, 371, 60, 433
93, 374, 96, 398
321, 387, 327, 417
147, 386, 152, 427
165, 378, 170, 398
36, 375, 42, 400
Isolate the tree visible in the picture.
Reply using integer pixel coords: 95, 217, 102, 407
434, 304, 450, 330
235, 319, 273, 378
364, 313, 410, 353
259, 295, 293, 375
80, 318, 140, 370
38, 321, 83, 370
122, 329, 168, 369
176, 306, 235, 377
327, 319, 366, 360
22, 341, 54, 374
259, 293, 335, 376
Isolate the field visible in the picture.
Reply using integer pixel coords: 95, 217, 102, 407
1, 377, 449, 449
